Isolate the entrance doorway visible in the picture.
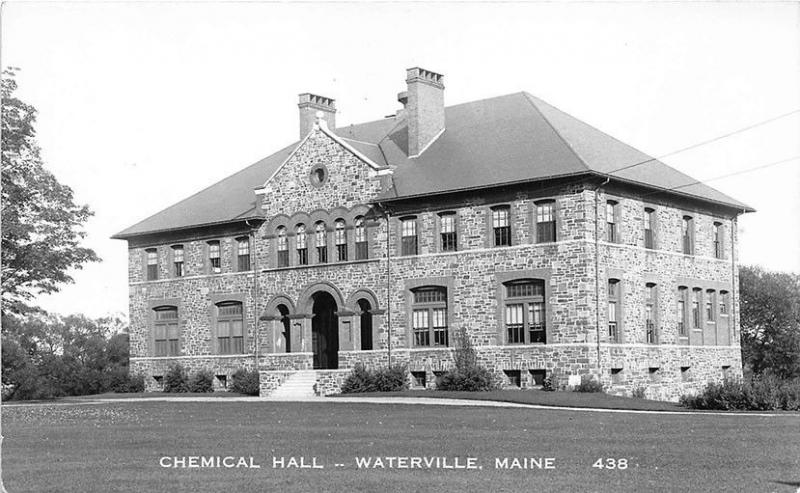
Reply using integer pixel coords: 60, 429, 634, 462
312, 291, 338, 369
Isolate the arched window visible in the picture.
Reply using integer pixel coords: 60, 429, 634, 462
276, 226, 289, 267
504, 279, 545, 344
277, 304, 291, 353
153, 306, 179, 356
358, 298, 373, 350
217, 301, 244, 354
354, 216, 368, 260
335, 219, 347, 262
411, 286, 448, 347
315, 221, 327, 263
296, 224, 308, 265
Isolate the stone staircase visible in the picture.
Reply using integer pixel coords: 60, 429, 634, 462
267, 370, 318, 399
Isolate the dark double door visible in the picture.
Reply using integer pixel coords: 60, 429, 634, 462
312, 292, 339, 369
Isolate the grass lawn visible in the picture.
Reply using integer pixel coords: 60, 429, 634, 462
331, 389, 691, 412
3, 400, 799, 493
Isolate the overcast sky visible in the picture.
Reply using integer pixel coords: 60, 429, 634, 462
3, 1, 799, 319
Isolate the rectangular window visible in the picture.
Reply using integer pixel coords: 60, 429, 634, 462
411, 287, 448, 347
208, 241, 221, 272
355, 217, 368, 260
154, 307, 179, 356
606, 201, 617, 242
492, 206, 511, 246
713, 222, 724, 259
172, 246, 184, 277
237, 238, 251, 271
644, 208, 655, 249
401, 217, 418, 256
692, 289, 701, 328
706, 290, 716, 322
720, 291, 729, 316
440, 213, 457, 252
645, 283, 657, 344
682, 216, 694, 254
411, 371, 426, 388
146, 249, 158, 280
217, 302, 244, 354
608, 279, 620, 342
678, 287, 688, 336
412, 309, 430, 347
504, 370, 522, 388
315, 223, 327, 263
535, 201, 556, 243
505, 280, 546, 344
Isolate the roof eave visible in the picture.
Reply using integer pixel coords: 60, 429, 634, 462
111, 215, 265, 241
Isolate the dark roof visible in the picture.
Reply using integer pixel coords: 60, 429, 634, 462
114, 92, 752, 239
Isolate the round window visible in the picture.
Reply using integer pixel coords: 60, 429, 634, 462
309, 164, 328, 187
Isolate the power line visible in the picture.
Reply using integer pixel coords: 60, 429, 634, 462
644, 154, 800, 197
605, 108, 800, 176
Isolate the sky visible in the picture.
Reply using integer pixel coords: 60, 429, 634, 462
2, 1, 799, 320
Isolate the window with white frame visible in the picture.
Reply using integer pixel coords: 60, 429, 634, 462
439, 212, 457, 252
644, 208, 655, 249
237, 237, 251, 271
401, 217, 418, 256
504, 279, 546, 344
606, 201, 618, 242
608, 279, 621, 342
535, 201, 556, 243
492, 206, 511, 246
154, 306, 179, 356
354, 216, 368, 260
146, 248, 158, 280
216, 301, 244, 354
315, 221, 327, 263
411, 287, 448, 347
645, 283, 657, 344
335, 219, 347, 261
208, 241, 221, 273
172, 245, 184, 277
277, 226, 289, 267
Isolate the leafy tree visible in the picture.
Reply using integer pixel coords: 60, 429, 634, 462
740, 265, 800, 379
1, 67, 98, 311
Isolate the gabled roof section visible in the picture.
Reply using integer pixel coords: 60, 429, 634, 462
112, 142, 296, 239
115, 90, 752, 239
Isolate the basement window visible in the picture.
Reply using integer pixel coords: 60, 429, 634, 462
504, 370, 522, 388
411, 371, 426, 388
529, 369, 546, 387
611, 368, 624, 384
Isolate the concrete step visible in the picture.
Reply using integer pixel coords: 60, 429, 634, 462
267, 371, 318, 399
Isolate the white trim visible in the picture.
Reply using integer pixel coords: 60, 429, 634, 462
131, 269, 255, 286
408, 126, 445, 159
131, 354, 253, 361
403, 343, 741, 351
318, 120, 390, 172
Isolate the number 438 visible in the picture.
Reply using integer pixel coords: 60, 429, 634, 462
593, 458, 628, 469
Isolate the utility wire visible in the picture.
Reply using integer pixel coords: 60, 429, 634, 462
640, 154, 800, 198
604, 108, 800, 176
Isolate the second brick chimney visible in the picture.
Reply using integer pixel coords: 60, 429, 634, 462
405, 67, 444, 157
298, 93, 336, 139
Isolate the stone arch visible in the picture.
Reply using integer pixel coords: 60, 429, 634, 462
346, 288, 381, 313
263, 294, 296, 317
296, 280, 346, 315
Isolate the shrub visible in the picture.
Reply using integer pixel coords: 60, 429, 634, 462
341, 364, 409, 394
541, 375, 556, 392
436, 328, 498, 392
163, 364, 189, 393
188, 370, 215, 393
573, 375, 604, 393
230, 368, 260, 396
680, 375, 800, 411
112, 372, 145, 393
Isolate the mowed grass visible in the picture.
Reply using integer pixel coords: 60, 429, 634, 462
3, 401, 799, 493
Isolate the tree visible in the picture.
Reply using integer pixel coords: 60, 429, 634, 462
1, 67, 99, 312
739, 265, 800, 379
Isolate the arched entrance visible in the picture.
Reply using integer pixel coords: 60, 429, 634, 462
312, 291, 338, 369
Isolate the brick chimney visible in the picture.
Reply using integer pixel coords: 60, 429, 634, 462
405, 67, 444, 157
298, 93, 336, 139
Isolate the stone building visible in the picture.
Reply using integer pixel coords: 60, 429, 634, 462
113, 67, 752, 401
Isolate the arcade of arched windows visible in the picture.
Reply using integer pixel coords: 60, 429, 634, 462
265, 206, 376, 269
